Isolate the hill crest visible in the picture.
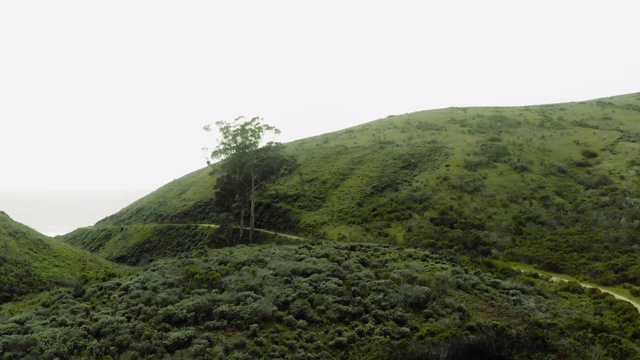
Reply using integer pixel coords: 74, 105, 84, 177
63, 92, 640, 287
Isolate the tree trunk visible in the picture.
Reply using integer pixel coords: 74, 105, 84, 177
236, 167, 244, 243
250, 171, 256, 243
239, 204, 245, 243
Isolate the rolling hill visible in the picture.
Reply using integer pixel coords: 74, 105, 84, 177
67, 92, 640, 288
5, 92, 640, 359
0, 211, 123, 303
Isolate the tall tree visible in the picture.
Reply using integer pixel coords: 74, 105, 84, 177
204, 116, 290, 242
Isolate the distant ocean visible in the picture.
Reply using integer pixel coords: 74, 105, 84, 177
0, 190, 151, 236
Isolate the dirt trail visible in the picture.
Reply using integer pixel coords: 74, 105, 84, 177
199, 224, 308, 241
546, 276, 640, 312
199, 227, 640, 312
255, 229, 308, 241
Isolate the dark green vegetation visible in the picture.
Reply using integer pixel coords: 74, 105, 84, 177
2, 244, 640, 359
0, 212, 123, 304
61, 224, 220, 266
4, 93, 640, 359
61, 224, 296, 266
90, 93, 640, 288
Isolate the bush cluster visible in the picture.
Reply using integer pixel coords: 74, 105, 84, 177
2, 243, 639, 359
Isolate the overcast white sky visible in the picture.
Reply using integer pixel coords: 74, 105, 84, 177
1, 1, 639, 192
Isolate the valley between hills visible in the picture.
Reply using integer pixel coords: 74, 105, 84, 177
3, 92, 640, 359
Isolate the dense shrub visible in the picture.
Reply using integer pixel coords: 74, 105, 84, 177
577, 174, 613, 189
581, 149, 599, 159
448, 174, 485, 194
2, 243, 639, 359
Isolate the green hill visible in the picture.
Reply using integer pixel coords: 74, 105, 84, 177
0, 211, 123, 303
78, 92, 640, 288
5, 92, 640, 359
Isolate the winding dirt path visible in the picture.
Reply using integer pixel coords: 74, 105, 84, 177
254, 229, 308, 241
198, 224, 308, 241
546, 276, 640, 312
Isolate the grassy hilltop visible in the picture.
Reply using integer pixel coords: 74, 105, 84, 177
77, 92, 640, 287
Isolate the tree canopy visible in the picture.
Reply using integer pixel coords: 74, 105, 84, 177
204, 116, 281, 163
204, 116, 295, 242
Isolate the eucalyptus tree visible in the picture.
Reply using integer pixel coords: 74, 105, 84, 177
204, 116, 291, 242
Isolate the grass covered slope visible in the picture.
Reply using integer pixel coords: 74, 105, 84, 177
62, 224, 221, 266
0, 211, 122, 303
60, 223, 305, 266
2, 243, 639, 359
275, 93, 640, 236
85, 93, 640, 286
96, 168, 216, 226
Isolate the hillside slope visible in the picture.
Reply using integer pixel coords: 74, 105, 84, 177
95, 168, 216, 226
62, 224, 220, 266
0, 211, 123, 303
74, 93, 640, 286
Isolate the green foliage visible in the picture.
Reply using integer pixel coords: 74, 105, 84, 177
447, 174, 486, 194
59, 224, 222, 266
619, 131, 640, 143
3, 243, 640, 359
581, 149, 599, 159
204, 116, 281, 162
476, 143, 511, 163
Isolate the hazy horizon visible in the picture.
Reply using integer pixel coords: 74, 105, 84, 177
0, 189, 151, 236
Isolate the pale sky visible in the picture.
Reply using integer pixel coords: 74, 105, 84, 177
2, 1, 639, 192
